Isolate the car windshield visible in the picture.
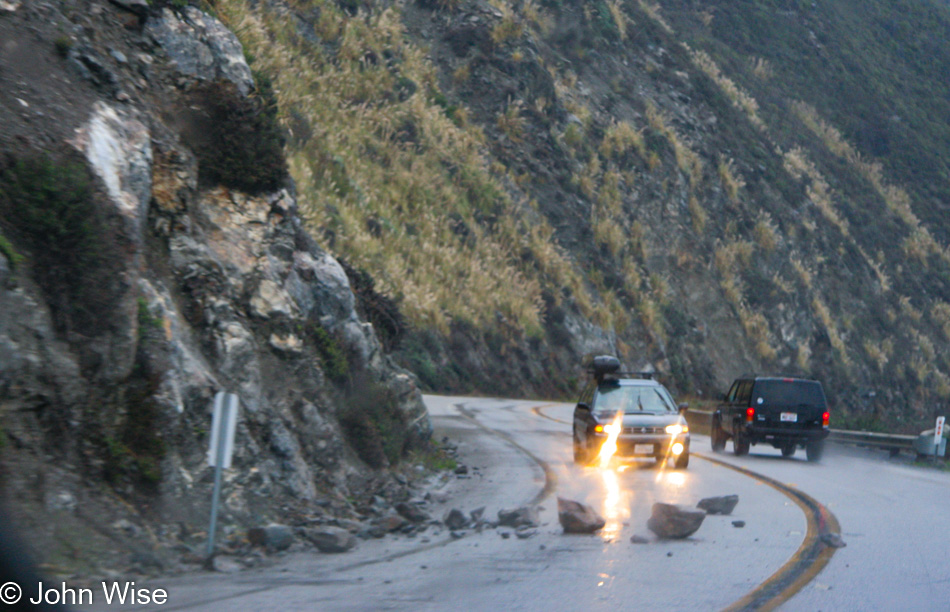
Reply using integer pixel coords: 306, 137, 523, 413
752, 380, 826, 408
594, 384, 677, 414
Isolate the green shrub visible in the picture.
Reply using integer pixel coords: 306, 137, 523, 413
304, 323, 349, 384
186, 80, 288, 194
339, 379, 408, 468
0, 153, 120, 334
137, 297, 164, 332
412, 440, 457, 471
54, 36, 73, 58
0, 232, 23, 270
101, 363, 167, 488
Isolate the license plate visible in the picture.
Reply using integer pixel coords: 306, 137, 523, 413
780, 412, 798, 422
635, 444, 654, 454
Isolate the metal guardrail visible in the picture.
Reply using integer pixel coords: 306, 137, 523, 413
827, 429, 916, 454
686, 409, 918, 456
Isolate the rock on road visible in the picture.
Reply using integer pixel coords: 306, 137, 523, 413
112, 396, 950, 611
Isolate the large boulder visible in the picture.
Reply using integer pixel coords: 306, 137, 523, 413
247, 524, 294, 552
647, 503, 706, 539
557, 498, 605, 534
395, 501, 430, 524
305, 527, 357, 553
697, 495, 739, 515
497, 506, 540, 528
443, 508, 469, 531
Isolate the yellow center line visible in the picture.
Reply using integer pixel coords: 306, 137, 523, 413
532, 403, 841, 611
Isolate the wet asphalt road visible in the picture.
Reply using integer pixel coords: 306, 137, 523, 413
110, 396, 950, 612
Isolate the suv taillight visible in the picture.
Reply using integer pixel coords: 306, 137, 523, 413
746, 407, 755, 422
822, 411, 830, 427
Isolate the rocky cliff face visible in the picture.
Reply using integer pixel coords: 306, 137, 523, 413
0, 0, 428, 574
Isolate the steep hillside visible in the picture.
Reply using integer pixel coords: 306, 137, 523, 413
220, 0, 950, 431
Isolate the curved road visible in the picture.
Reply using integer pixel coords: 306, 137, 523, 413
125, 396, 950, 611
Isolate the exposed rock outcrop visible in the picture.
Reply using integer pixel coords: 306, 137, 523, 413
145, 7, 255, 95
0, 0, 429, 574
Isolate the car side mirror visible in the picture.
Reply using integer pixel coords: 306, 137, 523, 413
577, 402, 590, 412
678, 403, 689, 414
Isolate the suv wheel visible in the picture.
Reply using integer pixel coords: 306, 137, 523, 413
573, 432, 590, 465
781, 442, 796, 458
674, 451, 689, 469
711, 417, 726, 452
806, 440, 825, 462
733, 429, 750, 456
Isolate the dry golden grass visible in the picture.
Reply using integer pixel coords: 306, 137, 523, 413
714, 239, 754, 275
598, 168, 623, 216
607, 0, 628, 40
637, 0, 673, 34
791, 101, 950, 269
600, 120, 646, 160
453, 63, 471, 84
622, 255, 643, 294
490, 1, 524, 45
521, 0, 554, 35
686, 46, 765, 130
856, 245, 891, 292
899, 295, 922, 323
717, 157, 745, 205
719, 275, 743, 307
812, 296, 851, 368
497, 97, 526, 141
796, 343, 811, 370
781, 147, 849, 236
215, 0, 594, 338
630, 220, 647, 261
646, 102, 703, 186
935, 371, 950, 399
753, 211, 778, 251
750, 56, 773, 81
863, 340, 889, 373
688, 194, 706, 233
637, 295, 666, 342
592, 212, 625, 258
740, 305, 776, 360
932, 301, 950, 340
790, 256, 813, 289
577, 155, 601, 199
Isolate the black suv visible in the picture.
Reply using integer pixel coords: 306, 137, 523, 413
711, 376, 830, 461
573, 356, 690, 469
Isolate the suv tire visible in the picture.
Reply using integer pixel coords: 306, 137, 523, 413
806, 440, 824, 462
573, 431, 590, 465
781, 443, 796, 458
733, 429, 750, 456
711, 416, 727, 452
674, 451, 689, 469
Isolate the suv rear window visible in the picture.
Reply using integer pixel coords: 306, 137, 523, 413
751, 380, 826, 409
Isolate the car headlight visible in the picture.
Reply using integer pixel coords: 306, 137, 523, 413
665, 424, 688, 435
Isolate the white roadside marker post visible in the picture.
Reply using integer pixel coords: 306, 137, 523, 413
935, 416, 945, 464
206, 391, 239, 558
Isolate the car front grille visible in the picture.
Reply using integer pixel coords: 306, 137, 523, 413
623, 426, 664, 434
